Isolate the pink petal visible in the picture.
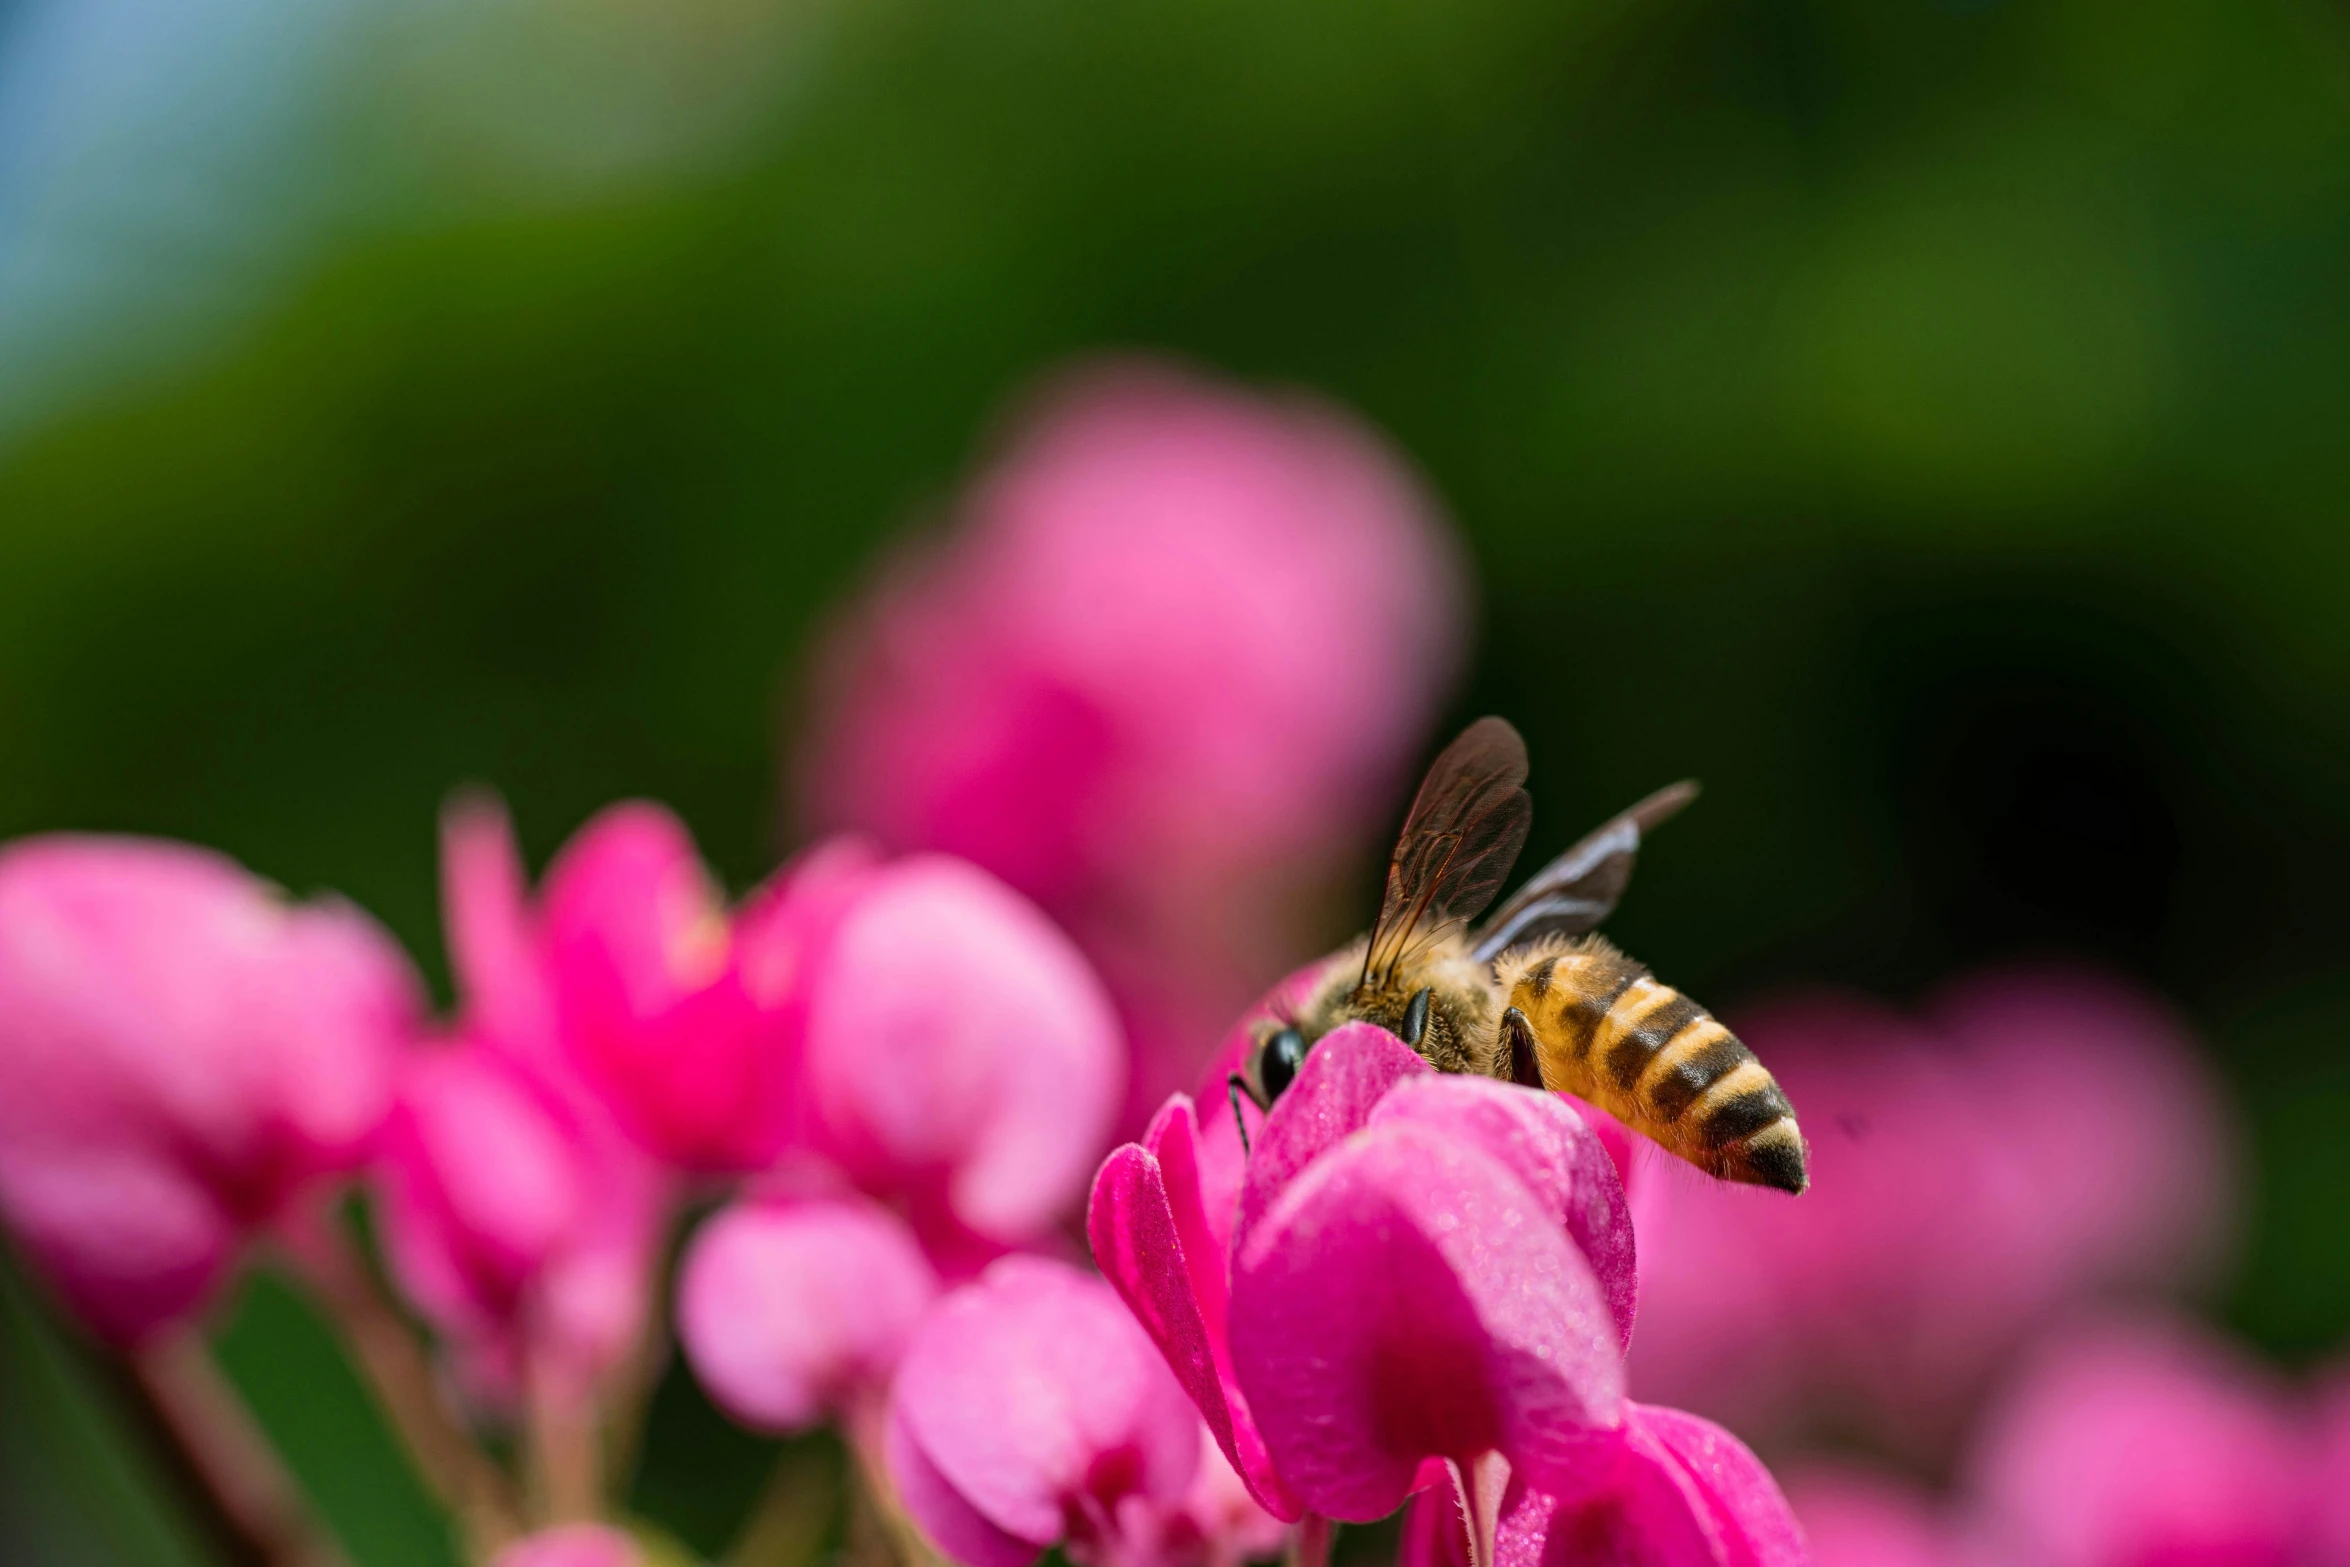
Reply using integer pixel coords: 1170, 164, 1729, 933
1785, 1466, 1967, 1567
1184, 1044, 1259, 1266
1399, 1482, 1472, 1567
1565, 1097, 1647, 1205
0, 834, 417, 1337
375, 1040, 665, 1402
1965, 1314, 2309, 1567
1632, 972, 2237, 1451
247, 896, 417, 1186
731, 836, 883, 1018
677, 1197, 937, 1433
1403, 1412, 1809, 1567
805, 856, 1122, 1244
384, 1047, 581, 1302
542, 802, 728, 1019
799, 359, 1467, 1121
1402, 1461, 1721, 1567
1178, 1427, 1291, 1564
530, 1140, 665, 1396
0, 1138, 235, 1343
1931, 966, 2235, 1299
1089, 1097, 1301, 1520
490, 1524, 641, 1567
889, 1397, 1051, 1567
543, 803, 796, 1171
439, 791, 556, 1067
891, 1257, 1201, 1550
1627, 1405, 1808, 1567
1494, 1461, 1720, 1567
1370, 1076, 1638, 1353
1234, 1021, 1429, 1249
1230, 1122, 1623, 1521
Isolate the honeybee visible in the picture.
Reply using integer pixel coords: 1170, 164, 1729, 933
1234, 717, 1807, 1193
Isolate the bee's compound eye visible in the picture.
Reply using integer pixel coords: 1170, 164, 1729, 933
1400, 987, 1433, 1047
1260, 1027, 1308, 1102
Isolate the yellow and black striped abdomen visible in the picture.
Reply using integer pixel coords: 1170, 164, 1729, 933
1498, 940, 1807, 1193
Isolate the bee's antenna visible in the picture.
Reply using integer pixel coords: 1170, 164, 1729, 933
1227, 1074, 1256, 1158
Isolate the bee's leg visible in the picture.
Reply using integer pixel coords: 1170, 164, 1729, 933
1500, 1006, 1543, 1090
1227, 1073, 1264, 1157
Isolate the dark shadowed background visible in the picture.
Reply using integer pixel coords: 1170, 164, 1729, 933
5, 0, 2350, 1559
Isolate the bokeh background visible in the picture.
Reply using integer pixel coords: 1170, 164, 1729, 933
6, 0, 2350, 1559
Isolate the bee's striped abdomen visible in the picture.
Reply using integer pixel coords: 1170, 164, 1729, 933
1499, 941, 1807, 1193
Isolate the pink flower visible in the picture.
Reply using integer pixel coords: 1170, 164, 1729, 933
541, 801, 815, 1173
376, 1041, 662, 1403
1785, 1320, 2350, 1567
1784, 1466, 1974, 1567
375, 798, 665, 1402
449, 788, 1122, 1258
795, 852, 1124, 1261
1964, 1315, 2312, 1567
677, 1195, 938, 1432
1631, 966, 2235, 1451
490, 1524, 641, 1567
1399, 1405, 1809, 1567
886, 1256, 1271, 1567
799, 358, 1468, 1121
0, 835, 419, 1341
1090, 1023, 1640, 1523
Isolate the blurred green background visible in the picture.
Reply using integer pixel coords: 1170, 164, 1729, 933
5, 0, 2350, 1558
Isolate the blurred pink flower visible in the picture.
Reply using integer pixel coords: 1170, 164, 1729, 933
0, 835, 418, 1341
540, 801, 815, 1173
375, 797, 666, 1404
1631, 966, 2235, 1451
1784, 1466, 1973, 1567
887, 1255, 1275, 1567
1965, 1315, 2311, 1567
1090, 1023, 1642, 1524
1780, 1320, 2350, 1567
490, 1524, 641, 1567
376, 1041, 663, 1404
677, 1194, 938, 1432
794, 850, 1124, 1263
799, 358, 1468, 1123
1398, 1405, 1809, 1567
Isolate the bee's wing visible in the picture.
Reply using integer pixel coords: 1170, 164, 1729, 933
1363, 717, 1532, 988
1471, 780, 1698, 963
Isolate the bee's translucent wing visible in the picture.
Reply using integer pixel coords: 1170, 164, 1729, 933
1363, 718, 1532, 988
1471, 779, 1698, 962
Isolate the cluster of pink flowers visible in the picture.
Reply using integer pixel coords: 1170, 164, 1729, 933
0, 797, 1134, 1552
0, 359, 1541, 1567
0, 805, 1812, 1567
